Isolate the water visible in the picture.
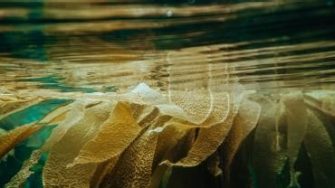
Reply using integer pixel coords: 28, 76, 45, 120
0, 1, 334, 95
0, 1, 335, 188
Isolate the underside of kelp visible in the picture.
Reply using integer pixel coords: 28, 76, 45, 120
0, 83, 335, 188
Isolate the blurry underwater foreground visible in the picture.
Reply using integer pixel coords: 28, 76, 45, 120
1, 0, 335, 188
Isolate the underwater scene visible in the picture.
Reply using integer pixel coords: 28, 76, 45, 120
0, 0, 335, 188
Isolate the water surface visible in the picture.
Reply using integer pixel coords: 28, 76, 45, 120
0, 0, 334, 96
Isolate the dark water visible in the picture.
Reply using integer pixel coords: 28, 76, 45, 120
0, 0, 335, 95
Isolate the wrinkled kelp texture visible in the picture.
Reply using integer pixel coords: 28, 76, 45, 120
0, 84, 335, 188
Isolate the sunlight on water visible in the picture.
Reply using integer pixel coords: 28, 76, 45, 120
0, 0, 334, 95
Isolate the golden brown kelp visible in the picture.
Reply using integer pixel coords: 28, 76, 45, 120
251, 96, 287, 188
69, 102, 146, 166
103, 127, 159, 188
282, 93, 308, 187
1, 84, 335, 188
304, 109, 335, 188
5, 99, 96, 188
0, 123, 41, 159
0, 97, 41, 117
251, 93, 308, 188
222, 97, 261, 184
2, 101, 72, 188
43, 101, 116, 187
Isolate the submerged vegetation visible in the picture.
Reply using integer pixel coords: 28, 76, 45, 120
0, 83, 334, 188
0, 1, 334, 187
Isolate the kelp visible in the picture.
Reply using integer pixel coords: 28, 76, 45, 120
222, 97, 261, 183
0, 98, 70, 128
304, 92, 335, 118
251, 92, 311, 188
169, 89, 212, 124
5, 150, 43, 188
4, 99, 100, 187
161, 98, 235, 168
304, 109, 335, 188
1, 124, 57, 187
149, 121, 195, 188
282, 92, 308, 188
1, 84, 335, 188
0, 123, 41, 159
103, 127, 159, 188
43, 101, 116, 188
0, 97, 41, 117
252, 97, 287, 188
69, 102, 145, 166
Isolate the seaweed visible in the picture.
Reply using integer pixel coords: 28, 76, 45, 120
1, 83, 334, 188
